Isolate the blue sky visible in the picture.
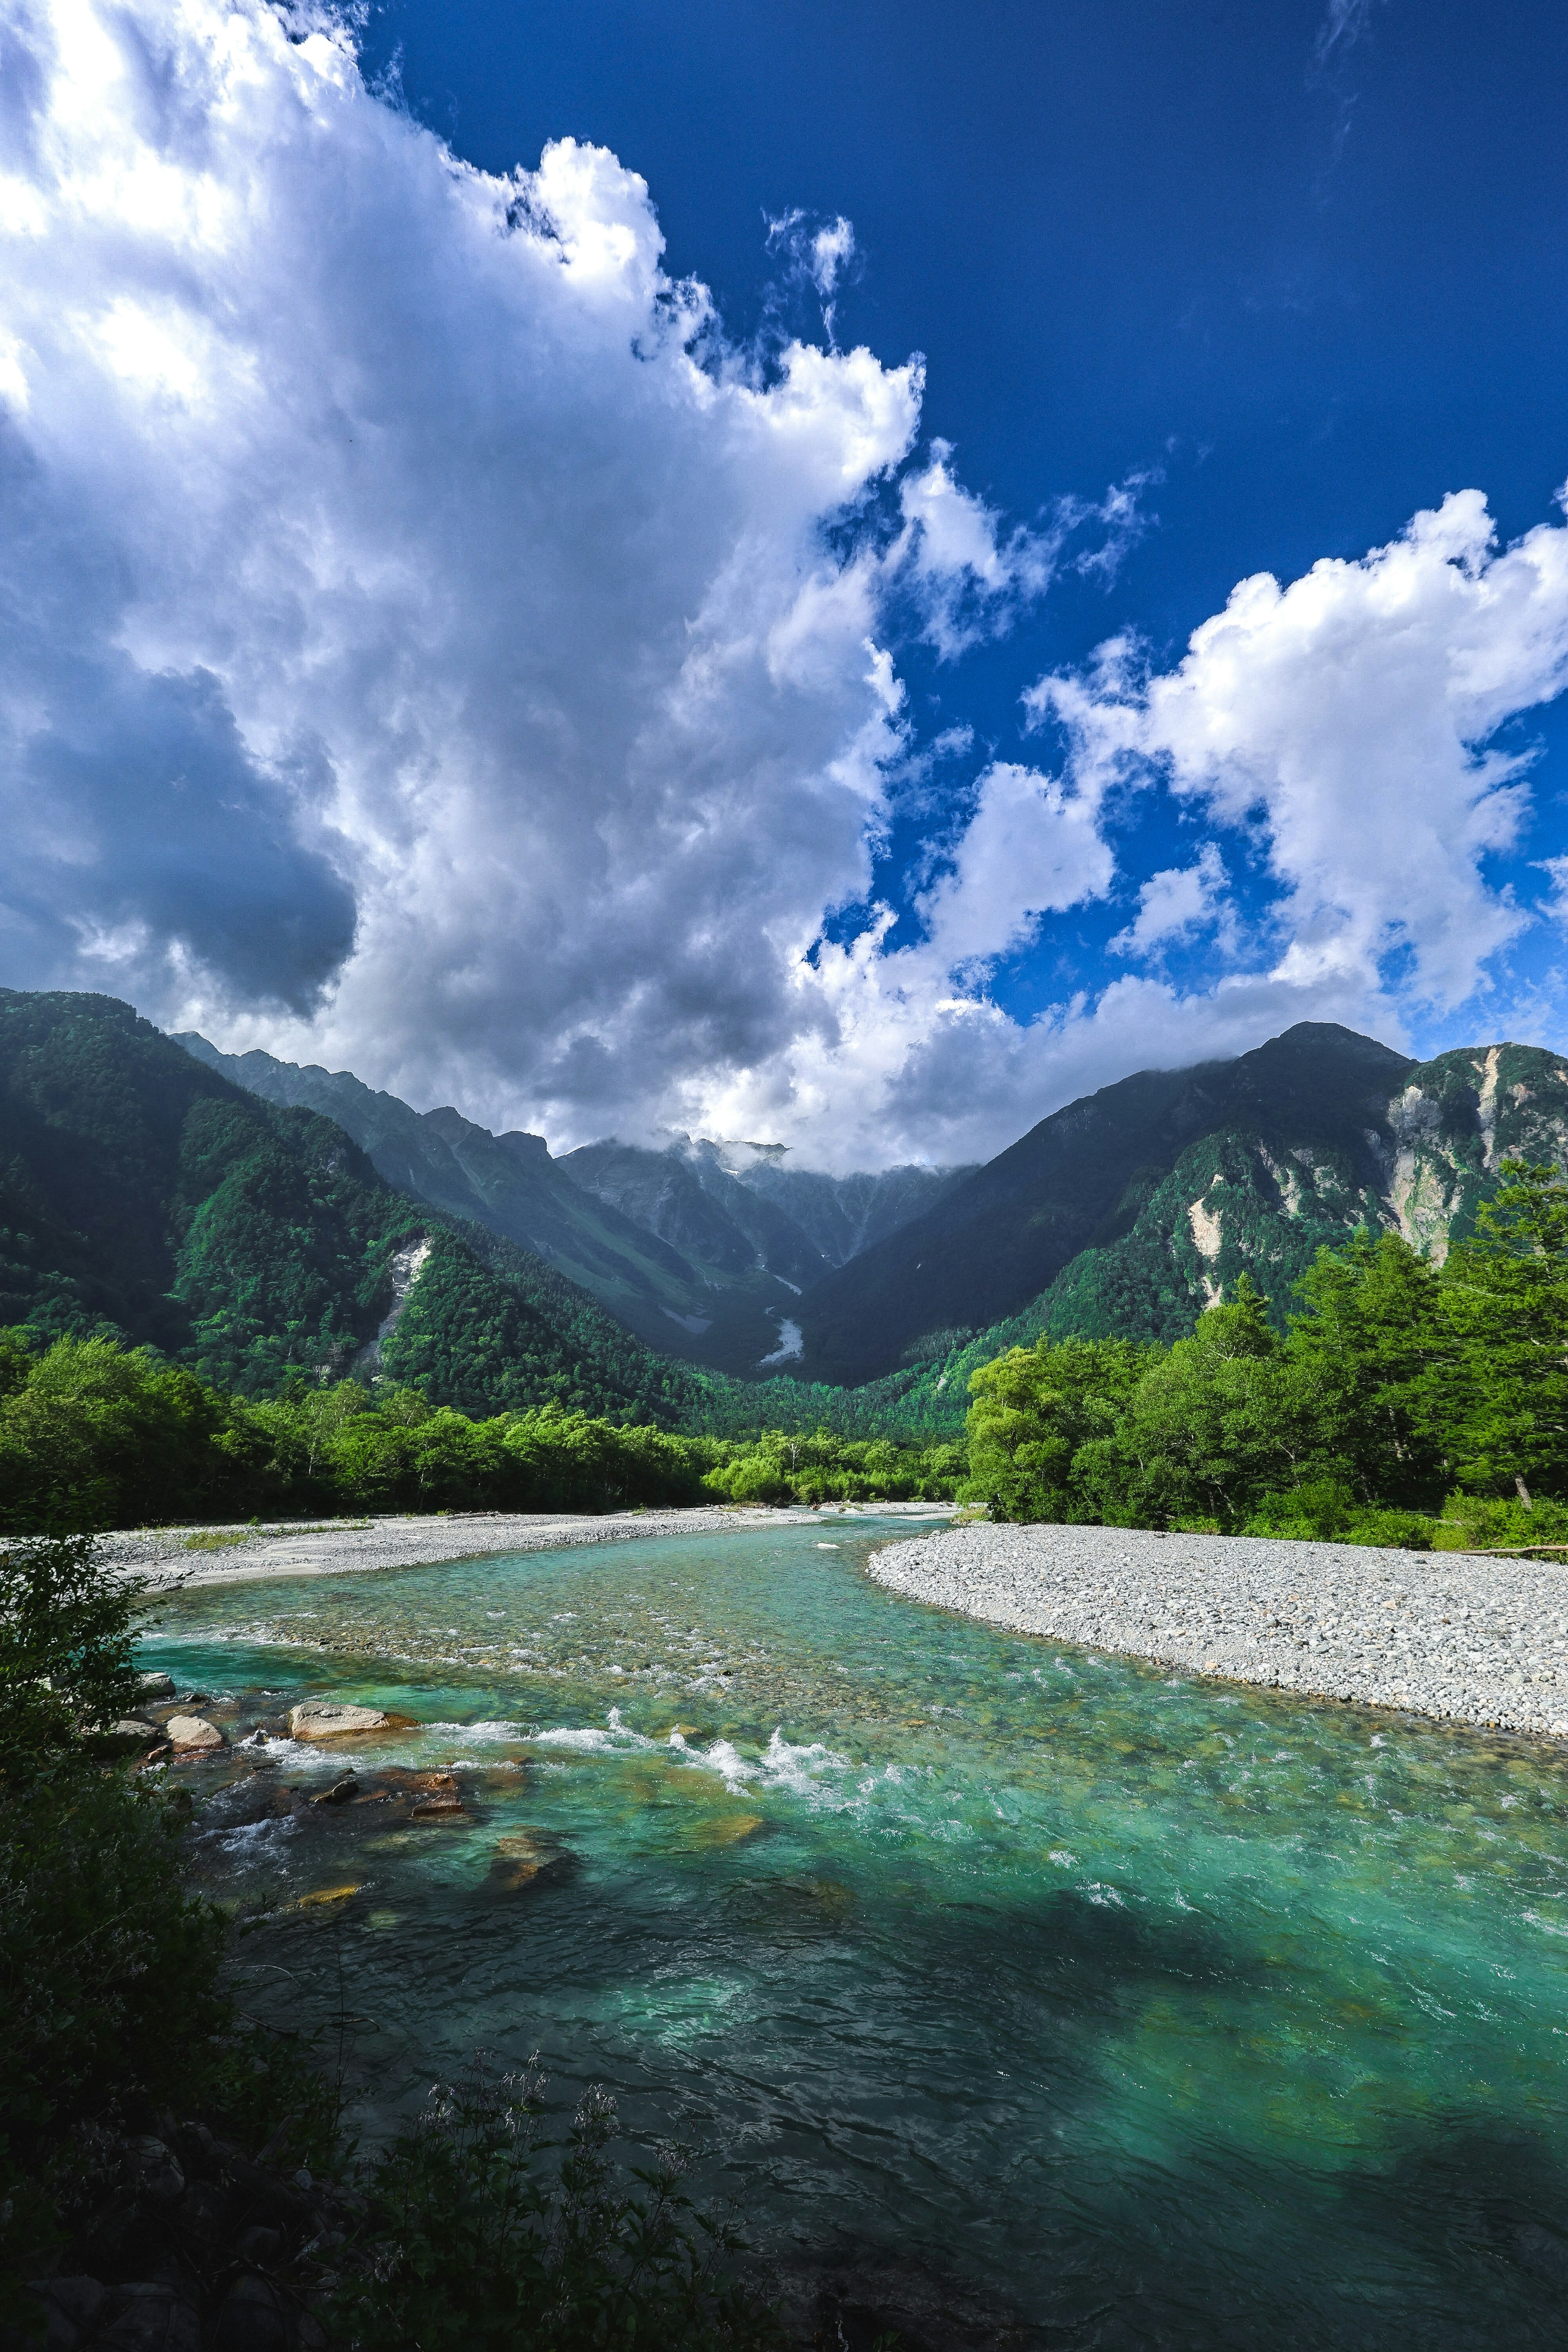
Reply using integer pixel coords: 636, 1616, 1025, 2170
360, 0, 1568, 1018
4, 0, 1568, 1162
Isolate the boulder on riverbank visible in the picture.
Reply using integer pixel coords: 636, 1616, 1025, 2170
287, 1700, 389, 1740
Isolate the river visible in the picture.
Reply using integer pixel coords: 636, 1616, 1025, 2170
145, 1515, 1568, 2347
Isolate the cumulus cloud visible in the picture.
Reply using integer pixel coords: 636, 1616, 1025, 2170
4, 0, 1568, 1177
701, 488, 1568, 1167
0, 0, 1037, 1129
1031, 490, 1568, 1010
1109, 842, 1231, 961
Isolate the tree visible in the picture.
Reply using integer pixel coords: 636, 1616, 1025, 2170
0, 1532, 147, 1776
1286, 1232, 1449, 1504
1437, 1158, 1568, 1506
961, 1334, 1153, 1522
1098, 1275, 1333, 1528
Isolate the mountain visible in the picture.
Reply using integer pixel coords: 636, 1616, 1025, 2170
695, 1140, 971, 1267
2, 990, 701, 1424
178, 1036, 960, 1376
791, 1024, 1568, 1388
175, 1035, 730, 1347
558, 1140, 831, 1289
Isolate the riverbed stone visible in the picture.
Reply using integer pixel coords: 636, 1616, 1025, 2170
869, 1523, 1568, 1740
136, 1670, 176, 1700
410, 1770, 464, 1821
488, 1829, 572, 1889
288, 1700, 389, 1739
165, 1714, 225, 1751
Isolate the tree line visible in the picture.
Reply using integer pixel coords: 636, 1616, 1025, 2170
961, 1158, 1568, 1551
0, 1331, 964, 1533
5, 1158, 1567, 1546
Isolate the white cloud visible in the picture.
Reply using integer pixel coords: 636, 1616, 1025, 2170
697, 489, 1568, 1168
809, 215, 854, 299
1031, 489, 1568, 1012
918, 763, 1113, 971
5, 0, 1568, 1180
0, 0, 1024, 1112
1110, 842, 1231, 960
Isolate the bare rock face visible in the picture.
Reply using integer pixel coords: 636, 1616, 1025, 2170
165, 1715, 225, 1751
287, 1701, 389, 1740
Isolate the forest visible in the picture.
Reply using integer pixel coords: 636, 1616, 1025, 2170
3, 1158, 1566, 1546
962, 1158, 1568, 1553
0, 1330, 965, 1532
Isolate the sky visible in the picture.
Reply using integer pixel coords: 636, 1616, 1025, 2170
4, 0, 1568, 1167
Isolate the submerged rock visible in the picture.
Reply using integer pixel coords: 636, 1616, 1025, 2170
288, 1700, 389, 1739
410, 1770, 465, 1822
488, 1829, 574, 1890
688, 1810, 765, 1848
310, 1773, 360, 1806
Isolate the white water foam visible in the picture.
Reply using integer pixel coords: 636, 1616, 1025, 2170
529, 1706, 651, 1753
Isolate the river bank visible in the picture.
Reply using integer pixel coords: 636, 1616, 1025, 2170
101, 1501, 953, 1590
868, 1521, 1568, 1738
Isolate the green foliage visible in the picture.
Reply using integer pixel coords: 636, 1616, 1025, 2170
334, 2056, 775, 2352
962, 1188, 1568, 1537
0, 988, 706, 1431
0, 1334, 967, 1532
0, 1528, 148, 1767
0, 1753, 230, 2279
702, 1427, 962, 1506
1436, 1160, 1568, 1506
960, 1336, 1153, 1523
0, 1535, 230, 2285
0, 1333, 257, 1534
1429, 1491, 1568, 1554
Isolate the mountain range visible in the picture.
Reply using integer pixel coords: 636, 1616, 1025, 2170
5, 991, 1565, 1434
176, 1035, 961, 1376
0, 989, 701, 1424
793, 1023, 1568, 1388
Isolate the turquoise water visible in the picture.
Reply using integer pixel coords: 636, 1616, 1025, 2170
146, 1519, 1568, 2346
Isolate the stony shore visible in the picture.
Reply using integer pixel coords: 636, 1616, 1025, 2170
102, 1500, 951, 1590
869, 1521, 1568, 1739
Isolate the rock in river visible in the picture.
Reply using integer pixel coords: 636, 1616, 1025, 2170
488, 1830, 574, 1891
136, 1670, 176, 1701
165, 1714, 225, 1751
288, 1700, 389, 1740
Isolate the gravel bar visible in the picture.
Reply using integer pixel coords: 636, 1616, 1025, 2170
869, 1521, 1568, 1740
100, 1500, 952, 1590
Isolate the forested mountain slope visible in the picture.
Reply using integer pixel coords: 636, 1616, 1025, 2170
2, 992, 701, 1423
176, 1034, 730, 1352
701, 1139, 969, 1266
182, 1034, 960, 1376
795, 1024, 1568, 1387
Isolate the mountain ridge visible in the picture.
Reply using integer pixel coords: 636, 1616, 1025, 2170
790, 1023, 1568, 1387
176, 1036, 961, 1374
2, 991, 701, 1424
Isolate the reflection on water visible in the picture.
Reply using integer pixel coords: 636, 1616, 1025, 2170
146, 1520, 1568, 2348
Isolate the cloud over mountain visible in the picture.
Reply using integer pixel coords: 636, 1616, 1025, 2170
2, 0, 1567, 1170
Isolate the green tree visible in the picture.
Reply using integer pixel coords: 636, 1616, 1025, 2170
960, 1334, 1153, 1523
1285, 1231, 1449, 1504
1084, 1276, 1333, 1529
1438, 1158, 1568, 1506
0, 1531, 147, 1772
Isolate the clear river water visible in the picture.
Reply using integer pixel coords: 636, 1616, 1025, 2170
145, 1516, 1568, 2348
